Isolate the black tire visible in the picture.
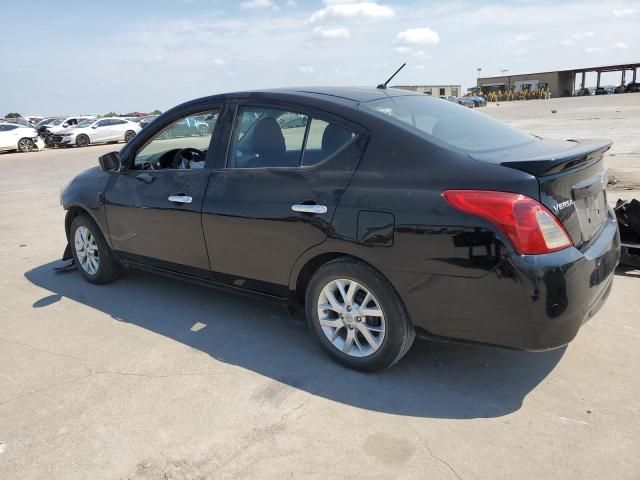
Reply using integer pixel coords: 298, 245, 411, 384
70, 214, 122, 284
17, 138, 35, 152
305, 258, 415, 371
124, 130, 136, 142
76, 134, 90, 147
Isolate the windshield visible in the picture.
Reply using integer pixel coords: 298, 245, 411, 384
76, 119, 95, 128
360, 95, 535, 152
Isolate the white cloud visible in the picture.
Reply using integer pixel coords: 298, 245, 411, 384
286, 0, 297, 6
612, 42, 628, 49
508, 34, 533, 42
299, 65, 315, 73
212, 58, 226, 66
584, 46, 604, 53
241, 0, 276, 10
308, 2, 394, 23
561, 31, 594, 45
415, 65, 426, 70
395, 27, 440, 46
394, 46, 410, 53
313, 26, 351, 39
613, 8, 637, 16
411, 50, 431, 59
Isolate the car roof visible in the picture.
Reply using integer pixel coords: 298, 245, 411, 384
226, 86, 421, 104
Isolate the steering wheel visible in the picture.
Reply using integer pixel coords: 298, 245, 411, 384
172, 148, 205, 169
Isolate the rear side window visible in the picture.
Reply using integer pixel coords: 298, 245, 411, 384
228, 106, 354, 169
302, 118, 353, 167
360, 95, 534, 152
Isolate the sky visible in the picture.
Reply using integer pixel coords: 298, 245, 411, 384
0, 0, 638, 115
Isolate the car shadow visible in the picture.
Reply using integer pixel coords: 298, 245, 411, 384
25, 261, 565, 419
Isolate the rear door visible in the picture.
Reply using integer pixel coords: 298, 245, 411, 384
202, 101, 367, 296
104, 105, 222, 278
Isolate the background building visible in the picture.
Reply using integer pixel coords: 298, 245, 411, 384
393, 85, 462, 97
477, 62, 639, 97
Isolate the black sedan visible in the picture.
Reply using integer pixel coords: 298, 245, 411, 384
59, 87, 620, 371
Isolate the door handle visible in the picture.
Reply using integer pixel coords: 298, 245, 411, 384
168, 195, 193, 204
291, 204, 327, 214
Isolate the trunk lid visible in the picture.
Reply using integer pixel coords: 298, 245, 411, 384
471, 138, 612, 249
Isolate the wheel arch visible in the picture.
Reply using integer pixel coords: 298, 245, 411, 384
64, 205, 108, 244
291, 250, 396, 307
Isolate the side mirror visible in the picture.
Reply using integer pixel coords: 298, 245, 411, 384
91, 125, 98, 129
99, 151, 121, 172
62, 123, 69, 127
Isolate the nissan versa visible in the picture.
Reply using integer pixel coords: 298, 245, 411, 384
59, 87, 620, 371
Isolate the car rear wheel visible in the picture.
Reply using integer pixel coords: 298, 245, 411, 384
70, 214, 122, 284
76, 134, 90, 147
305, 258, 415, 371
124, 130, 136, 142
17, 138, 35, 152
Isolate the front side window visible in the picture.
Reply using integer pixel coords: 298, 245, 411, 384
132, 109, 219, 170
361, 95, 534, 152
228, 106, 354, 169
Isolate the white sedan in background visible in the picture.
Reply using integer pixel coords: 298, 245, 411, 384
49, 118, 141, 147
0, 124, 44, 152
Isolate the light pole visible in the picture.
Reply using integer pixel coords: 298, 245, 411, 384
476, 67, 482, 94
500, 69, 510, 92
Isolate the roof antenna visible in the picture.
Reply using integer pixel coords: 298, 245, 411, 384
377, 63, 406, 89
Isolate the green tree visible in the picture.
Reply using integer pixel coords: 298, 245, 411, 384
102, 112, 118, 118
150, 109, 162, 115
4, 112, 21, 119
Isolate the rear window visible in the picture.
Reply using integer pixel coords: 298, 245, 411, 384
360, 95, 534, 152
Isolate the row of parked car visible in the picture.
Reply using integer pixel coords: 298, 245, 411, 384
576, 82, 640, 96
0, 113, 217, 153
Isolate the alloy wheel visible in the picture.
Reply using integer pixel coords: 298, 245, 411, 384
18, 138, 34, 152
317, 278, 386, 357
74, 226, 100, 275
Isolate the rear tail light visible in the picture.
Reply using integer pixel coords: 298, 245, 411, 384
442, 190, 573, 255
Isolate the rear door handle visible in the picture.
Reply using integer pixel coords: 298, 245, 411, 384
168, 195, 193, 204
292, 204, 327, 214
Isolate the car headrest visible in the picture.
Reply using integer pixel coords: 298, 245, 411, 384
321, 123, 352, 154
252, 118, 285, 156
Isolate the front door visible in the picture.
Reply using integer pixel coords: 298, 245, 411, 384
202, 102, 367, 296
90, 119, 113, 143
104, 106, 221, 278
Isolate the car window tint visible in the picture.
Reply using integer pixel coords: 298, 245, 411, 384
302, 118, 354, 167
4, 125, 18, 131
361, 95, 534, 152
111, 119, 126, 125
132, 109, 219, 170
228, 106, 308, 168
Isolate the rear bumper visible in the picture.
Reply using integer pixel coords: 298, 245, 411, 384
393, 211, 620, 350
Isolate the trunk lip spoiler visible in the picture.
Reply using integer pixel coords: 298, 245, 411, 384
500, 139, 612, 177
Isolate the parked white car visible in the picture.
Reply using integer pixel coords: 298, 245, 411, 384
0, 124, 44, 152
43, 116, 97, 145
49, 118, 141, 147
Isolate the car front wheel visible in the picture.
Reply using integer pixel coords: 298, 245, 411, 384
17, 138, 35, 152
305, 258, 415, 371
76, 134, 90, 147
70, 214, 122, 284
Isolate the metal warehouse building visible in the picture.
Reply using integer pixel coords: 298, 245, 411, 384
393, 85, 462, 97
477, 62, 639, 97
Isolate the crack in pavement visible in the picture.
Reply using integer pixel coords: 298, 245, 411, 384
402, 418, 464, 480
